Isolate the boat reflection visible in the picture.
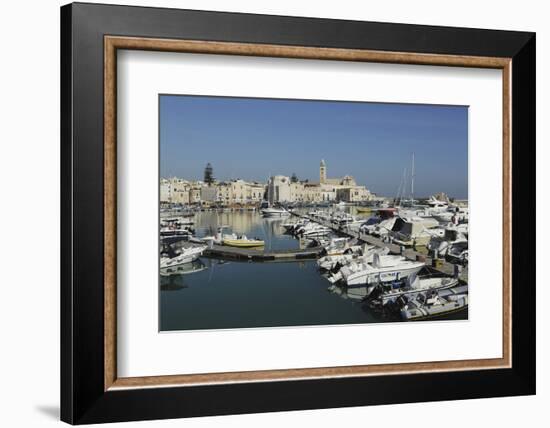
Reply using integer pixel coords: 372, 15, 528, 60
327, 283, 370, 301
160, 258, 207, 278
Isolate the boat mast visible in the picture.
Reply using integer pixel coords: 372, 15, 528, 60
411, 152, 415, 203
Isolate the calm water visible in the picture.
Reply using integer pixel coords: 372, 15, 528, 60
159, 209, 466, 331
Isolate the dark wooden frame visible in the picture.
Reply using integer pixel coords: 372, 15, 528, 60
61, 2, 536, 424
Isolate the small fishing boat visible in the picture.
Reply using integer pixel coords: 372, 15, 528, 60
370, 276, 459, 307
222, 235, 265, 248
400, 285, 468, 320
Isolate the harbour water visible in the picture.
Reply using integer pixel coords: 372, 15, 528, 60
160, 209, 467, 331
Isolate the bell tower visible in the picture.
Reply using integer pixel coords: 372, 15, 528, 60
320, 159, 326, 183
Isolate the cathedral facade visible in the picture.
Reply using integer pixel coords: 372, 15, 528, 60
267, 160, 371, 204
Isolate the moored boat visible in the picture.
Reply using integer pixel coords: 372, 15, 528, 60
317, 245, 388, 271
261, 206, 291, 217
326, 253, 425, 300
390, 216, 442, 247
222, 235, 265, 248
160, 244, 207, 269
371, 276, 459, 307
400, 285, 468, 320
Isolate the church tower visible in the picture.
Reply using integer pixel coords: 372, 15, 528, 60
320, 159, 326, 183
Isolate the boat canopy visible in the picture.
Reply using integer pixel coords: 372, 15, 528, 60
377, 208, 397, 219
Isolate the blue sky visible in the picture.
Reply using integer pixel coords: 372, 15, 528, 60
160, 95, 468, 199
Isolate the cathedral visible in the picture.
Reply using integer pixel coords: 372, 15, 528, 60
319, 159, 357, 187
267, 160, 370, 204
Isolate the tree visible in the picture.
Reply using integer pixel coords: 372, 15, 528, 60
291, 173, 298, 183
204, 163, 214, 185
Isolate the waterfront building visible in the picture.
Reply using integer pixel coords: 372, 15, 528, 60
267, 175, 293, 204
161, 177, 267, 206
336, 186, 371, 202
161, 159, 369, 206
189, 184, 202, 204
213, 180, 266, 205
200, 185, 218, 204
230, 180, 248, 204
267, 160, 372, 204
160, 177, 191, 204
160, 178, 171, 202
246, 182, 266, 203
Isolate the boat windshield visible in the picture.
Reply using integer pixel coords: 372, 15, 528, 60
364, 217, 379, 226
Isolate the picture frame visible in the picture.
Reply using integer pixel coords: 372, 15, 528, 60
61, 2, 535, 424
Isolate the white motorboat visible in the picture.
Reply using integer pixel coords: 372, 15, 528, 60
160, 218, 194, 239
281, 218, 309, 233
261, 206, 291, 217
322, 237, 360, 256
318, 245, 389, 271
446, 241, 468, 265
400, 285, 468, 320
161, 216, 194, 226
301, 226, 332, 237
370, 217, 397, 237
331, 212, 356, 226
328, 253, 425, 297
160, 244, 207, 269
432, 206, 469, 224
358, 217, 381, 234
333, 201, 350, 209
427, 224, 468, 257
425, 195, 450, 211
295, 222, 332, 237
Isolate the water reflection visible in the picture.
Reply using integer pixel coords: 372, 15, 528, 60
160, 259, 207, 279
193, 210, 299, 252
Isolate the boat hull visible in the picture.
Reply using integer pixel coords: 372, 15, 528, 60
222, 239, 265, 248
343, 264, 424, 286
377, 278, 459, 306
160, 250, 204, 268
401, 295, 468, 320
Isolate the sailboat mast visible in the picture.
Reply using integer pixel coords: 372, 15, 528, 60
411, 152, 415, 203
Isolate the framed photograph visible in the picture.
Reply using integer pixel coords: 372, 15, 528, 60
61, 2, 535, 424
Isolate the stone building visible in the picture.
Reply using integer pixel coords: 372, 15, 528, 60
267, 160, 371, 204
160, 177, 191, 204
